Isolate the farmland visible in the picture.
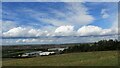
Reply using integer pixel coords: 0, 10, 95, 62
2, 51, 118, 66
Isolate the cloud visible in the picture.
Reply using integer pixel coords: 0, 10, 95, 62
109, 13, 118, 34
101, 9, 109, 19
77, 25, 102, 36
2, 34, 118, 45
0, 20, 2, 37
3, 25, 118, 37
111, 14, 118, 29
77, 25, 117, 36
65, 3, 95, 25
2, 25, 118, 45
27, 3, 95, 27
15, 38, 54, 43
2, 21, 17, 32
54, 25, 75, 36
2, 27, 52, 37
16, 39, 39, 43
3, 27, 29, 37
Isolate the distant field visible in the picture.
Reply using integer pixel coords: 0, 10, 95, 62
2, 51, 118, 66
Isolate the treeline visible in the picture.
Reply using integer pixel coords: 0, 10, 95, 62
65, 39, 120, 53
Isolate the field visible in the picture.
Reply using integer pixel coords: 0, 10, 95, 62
2, 51, 118, 66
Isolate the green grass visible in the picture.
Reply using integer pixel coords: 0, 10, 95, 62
2, 51, 118, 66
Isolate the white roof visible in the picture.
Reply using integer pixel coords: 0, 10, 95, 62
48, 48, 66, 50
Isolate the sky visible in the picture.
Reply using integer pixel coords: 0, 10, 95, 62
1, 2, 118, 45
2, 0, 120, 2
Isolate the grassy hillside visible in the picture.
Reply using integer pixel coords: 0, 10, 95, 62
2, 51, 118, 66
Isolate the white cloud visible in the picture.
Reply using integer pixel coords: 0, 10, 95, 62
15, 38, 54, 43
40, 18, 69, 26
101, 9, 109, 19
28, 29, 42, 36
77, 25, 102, 36
3, 27, 28, 37
2, 34, 118, 45
55, 25, 75, 36
109, 14, 118, 34
3, 25, 118, 37
2, 27, 53, 37
111, 14, 118, 28
28, 3, 95, 27
62, 3, 95, 26
2, 25, 118, 45
77, 25, 118, 36
2, 21, 17, 32
16, 39, 40, 43
0, 20, 2, 37
102, 13, 109, 19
